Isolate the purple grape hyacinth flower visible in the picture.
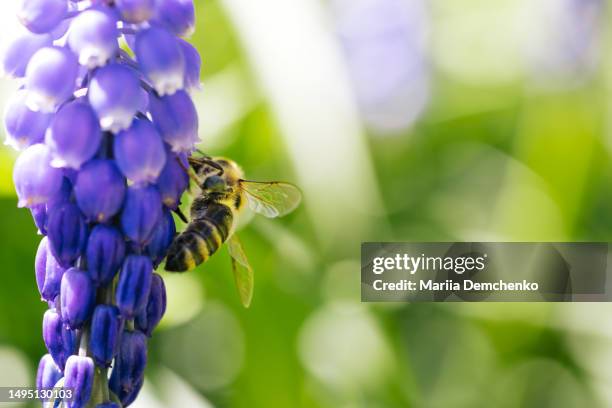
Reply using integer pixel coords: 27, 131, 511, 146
75, 160, 126, 223
46, 101, 103, 169
8, 0, 201, 405
114, 118, 167, 184
25, 46, 79, 113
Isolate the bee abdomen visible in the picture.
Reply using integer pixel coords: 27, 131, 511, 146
165, 205, 234, 272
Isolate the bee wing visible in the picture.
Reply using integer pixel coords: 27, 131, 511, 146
227, 235, 254, 308
240, 180, 302, 218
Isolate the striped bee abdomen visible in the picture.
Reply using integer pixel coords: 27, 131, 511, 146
165, 202, 234, 272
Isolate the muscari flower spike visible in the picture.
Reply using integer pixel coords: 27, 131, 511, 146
5, 0, 201, 405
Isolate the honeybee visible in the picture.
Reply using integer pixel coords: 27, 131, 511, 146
164, 156, 302, 307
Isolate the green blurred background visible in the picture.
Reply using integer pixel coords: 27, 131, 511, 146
2, 0, 612, 406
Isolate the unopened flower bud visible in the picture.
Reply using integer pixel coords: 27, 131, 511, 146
154, 0, 195, 37
64, 355, 94, 408
116, 255, 153, 318
136, 273, 166, 336
18, 0, 68, 34
36, 354, 62, 394
42, 308, 76, 369
90, 305, 123, 367
41, 250, 66, 302
1, 30, 52, 78
13, 144, 63, 208
75, 160, 126, 223
46, 101, 102, 170
60, 269, 95, 329
114, 118, 167, 184
156, 153, 189, 210
145, 209, 176, 267
120, 185, 162, 245
86, 225, 126, 286
110, 330, 147, 395
35, 237, 48, 297
149, 90, 198, 152
47, 202, 88, 267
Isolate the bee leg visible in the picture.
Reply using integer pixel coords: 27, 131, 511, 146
173, 207, 189, 224
177, 156, 203, 187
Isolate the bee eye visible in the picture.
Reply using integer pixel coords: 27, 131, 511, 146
203, 175, 226, 192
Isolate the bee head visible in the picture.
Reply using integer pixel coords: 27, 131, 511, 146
202, 174, 227, 193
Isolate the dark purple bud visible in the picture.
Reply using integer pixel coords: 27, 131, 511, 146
154, 0, 195, 37
18, 0, 68, 34
41, 250, 66, 302
30, 204, 48, 235
42, 309, 65, 368
68, 8, 119, 68
88, 63, 142, 132
3, 90, 52, 150
149, 90, 198, 153
156, 153, 188, 210
75, 160, 126, 222
86, 225, 126, 285
35, 237, 48, 297
60, 268, 95, 329
90, 305, 123, 367
115, 0, 156, 23
110, 330, 147, 395
136, 273, 166, 336
36, 354, 62, 393
119, 375, 144, 407
144, 209, 175, 267
64, 355, 94, 408
135, 27, 185, 95
178, 39, 201, 91
46, 101, 102, 169
47, 202, 88, 267
120, 185, 162, 245
116, 255, 153, 318
25, 46, 79, 113
13, 144, 63, 208
114, 118, 167, 184
1, 30, 52, 78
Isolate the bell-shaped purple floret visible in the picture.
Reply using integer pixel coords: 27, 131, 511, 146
86, 225, 126, 286
115, 0, 156, 23
17, 0, 68, 34
75, 160, 126, 223
178, 39, 201, 91
36, 354, 62, 393
114, 118, 167, 184
41, 251, 66, 302
116, 255, 153, 319
154, 0, 195, 37
110, 330, 147, 396
145, 209, 176, 267
68, 8, 119, 68
135, 27, 185, 95
64, 355, 94, 408
88, 63, 142, 133
46, 101, 102, 170
25, 46, 78, 113
157, 152, 189, 209
13, 144, 63, 208
1, 30, 52, 78
135, 273, 166, 336
3, 90, 52, 151
90, 305, 123, 367
60, 268, 95, 329
149, 90, 198, 152
120, 185, 162, 245
42, 308, 75, 370
47, 202, 88, 267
